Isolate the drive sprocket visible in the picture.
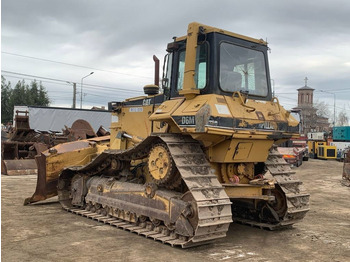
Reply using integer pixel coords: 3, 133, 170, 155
147, 143, 176, 186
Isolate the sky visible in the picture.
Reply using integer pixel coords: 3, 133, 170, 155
1, 0, 349, 122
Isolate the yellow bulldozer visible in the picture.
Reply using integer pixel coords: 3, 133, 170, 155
25, 22, 309, 248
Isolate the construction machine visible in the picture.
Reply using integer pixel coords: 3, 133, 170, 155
307, 132, 337, 160
25, 22, 309, 248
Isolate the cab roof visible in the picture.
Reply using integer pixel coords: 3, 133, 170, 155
175, 22, 267, 46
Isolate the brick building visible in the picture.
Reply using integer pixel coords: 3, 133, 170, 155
293, 78, 331, 135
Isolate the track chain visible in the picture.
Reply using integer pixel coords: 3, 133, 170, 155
234, 145, 310, 230
159, 134, 232, 245
60, 203, 209, 247
59, 134, 232, 248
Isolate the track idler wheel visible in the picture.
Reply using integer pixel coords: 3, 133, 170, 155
259, 185, 287, 223
270, 185, 288, 218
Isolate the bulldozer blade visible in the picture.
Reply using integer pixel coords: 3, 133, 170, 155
1, 159, 37, 176
23, 154, 56, 205
24, 136, 110, 205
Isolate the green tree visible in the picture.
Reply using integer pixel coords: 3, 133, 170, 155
1, 76, 13, 123
37, 82, 50, 106
28, 80, 39, 105
11, 80, 29, 106
1, 76, 51, 124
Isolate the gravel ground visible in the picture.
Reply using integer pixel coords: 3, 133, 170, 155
2, 159, 349, 262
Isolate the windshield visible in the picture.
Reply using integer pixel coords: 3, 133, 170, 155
220, 42, 268, 97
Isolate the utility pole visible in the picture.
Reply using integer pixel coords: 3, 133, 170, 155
72, 83, 76, 109
67, 81, 77, 109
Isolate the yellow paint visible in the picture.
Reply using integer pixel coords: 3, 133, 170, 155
175, 22, 267, 45
178, 22, 267, 99
148, 145, 171, 180
149, 98, 184, 120
44, 137, 109, 183
224, 183, 274, 200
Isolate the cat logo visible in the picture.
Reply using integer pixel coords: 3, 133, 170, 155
143, 98, 151, 106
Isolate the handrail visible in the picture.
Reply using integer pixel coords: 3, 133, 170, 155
233, 91, 256, 112
268, 96, 281, 116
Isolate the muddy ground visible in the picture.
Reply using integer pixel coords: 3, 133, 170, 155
2, 159, 349, 262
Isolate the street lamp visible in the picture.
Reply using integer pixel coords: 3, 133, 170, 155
320, 90, 336, 126
80, 72, 94, 109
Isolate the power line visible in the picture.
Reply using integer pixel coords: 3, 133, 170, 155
2, 74, 123, 98
277, 88, 350, 95
2, 51, 152, 79
276, 95, 298, 102
82, 83, 143, 94
84, 92, 114, 98
275, 92, 297, 94
332, 88, 350, 92
2, 70, 144, 94
2, 70, 146, 106
48, 90, 72, 93
275, 97, 350, 114
1, 74, 72, 87
2, 70, 72, 83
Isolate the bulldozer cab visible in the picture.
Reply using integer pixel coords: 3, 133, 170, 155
162, 22, 272, 101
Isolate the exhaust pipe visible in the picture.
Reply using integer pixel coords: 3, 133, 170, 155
144, 55, 160, 96
153, 55, 160, 86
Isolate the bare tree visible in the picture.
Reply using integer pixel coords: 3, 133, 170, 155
336, 110, 349, 126
314, 100, 330, 118
297, 100, 332, 134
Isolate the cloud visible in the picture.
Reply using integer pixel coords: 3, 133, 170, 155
2, 0, 349, 114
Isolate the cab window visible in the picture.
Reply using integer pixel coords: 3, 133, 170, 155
177, 51, 186, 90
220, 42, 268, 97
177, 43, 208, 91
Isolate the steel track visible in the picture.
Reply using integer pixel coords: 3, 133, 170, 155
234, 146, 310, 229
59, 134, 232, 248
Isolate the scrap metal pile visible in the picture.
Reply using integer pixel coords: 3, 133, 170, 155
1, 110, 109, 175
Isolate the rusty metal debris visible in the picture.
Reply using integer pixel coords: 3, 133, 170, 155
1, 110, 109, 176
1, 159, 38, 176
